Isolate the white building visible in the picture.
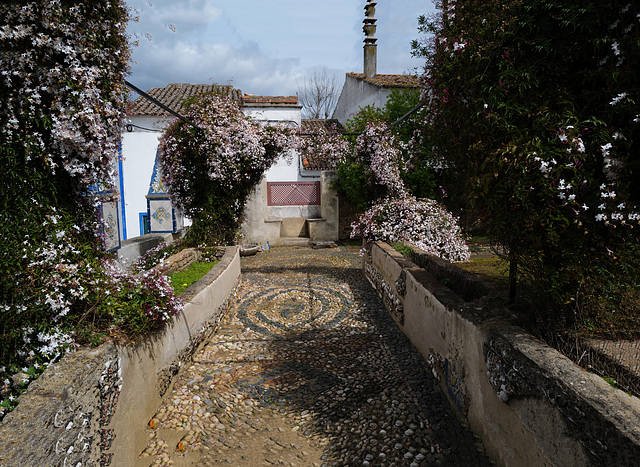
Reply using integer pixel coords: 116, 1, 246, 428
120, 84, 341, 246
332, 0, 419, 126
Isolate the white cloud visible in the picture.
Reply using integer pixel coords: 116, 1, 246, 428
126, 0, 433, 96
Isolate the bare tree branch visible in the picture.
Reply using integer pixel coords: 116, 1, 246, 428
297, 68, 341, 119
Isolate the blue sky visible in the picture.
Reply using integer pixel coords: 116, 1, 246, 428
126, 0, 434, 96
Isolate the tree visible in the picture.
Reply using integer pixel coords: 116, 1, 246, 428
413, 0, 640, 324
297, 68, 341, 119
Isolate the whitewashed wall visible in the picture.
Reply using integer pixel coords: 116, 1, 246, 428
120, 104, 306, 241
120, 116, 172, 239
332, 74, 394, 125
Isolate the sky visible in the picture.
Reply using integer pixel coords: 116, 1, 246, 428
126, 0, 434, 97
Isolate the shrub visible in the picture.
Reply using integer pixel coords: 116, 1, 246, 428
352, 195, 470, 263
411, 0, 640, 314
159, 93, 296, 246
0, 0, 184, 420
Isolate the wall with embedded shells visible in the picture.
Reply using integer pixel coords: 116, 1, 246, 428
0, 247, 240, 466
364, 241, 640, 467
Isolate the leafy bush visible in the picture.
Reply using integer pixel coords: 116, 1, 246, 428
0, 205, 183, 420
334, 90, 437, 210
411, 0, 640, 319
160, 93, 296, 246
0, 1, 184, 420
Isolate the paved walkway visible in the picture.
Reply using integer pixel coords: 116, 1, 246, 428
137, 246, 492, 466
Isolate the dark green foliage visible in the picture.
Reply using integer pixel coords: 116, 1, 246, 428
413, 0, 640, 333
334, 89, 437, 209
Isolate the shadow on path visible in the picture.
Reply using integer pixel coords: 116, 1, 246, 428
231, 246, 491, 466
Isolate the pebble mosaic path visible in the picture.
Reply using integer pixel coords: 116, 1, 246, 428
137, 245, 492, 466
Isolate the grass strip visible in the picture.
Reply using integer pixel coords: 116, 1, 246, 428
169, 260, 218, 295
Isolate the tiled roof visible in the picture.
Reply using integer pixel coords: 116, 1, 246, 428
300, 119, 346, 171
347, 73, 419, 88
243, 95, 299, 106
301, 118, 345, 134
129, 83, 243, 116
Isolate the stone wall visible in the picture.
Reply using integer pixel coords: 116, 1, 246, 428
0, 246, 240, 466
117, 231, 185, 268
364, 241, 640, 467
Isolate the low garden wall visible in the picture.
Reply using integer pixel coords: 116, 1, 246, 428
0, 246, 240, 467
117, 231, 185, 267
364, 241, 640, 467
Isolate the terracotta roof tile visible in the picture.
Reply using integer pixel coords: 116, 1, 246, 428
129, 83, 243, 116
242, 94, 299, 106
347, 73, 419, 88
300, 119, 346, 170
301, 118, 345, 134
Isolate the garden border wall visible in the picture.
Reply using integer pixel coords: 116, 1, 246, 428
364, 241, 640, 467
0, 246, 240, 467
117, 231, 186, 267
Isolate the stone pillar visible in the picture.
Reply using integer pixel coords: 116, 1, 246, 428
363, 0, 377, 79
311, 171, 339, 242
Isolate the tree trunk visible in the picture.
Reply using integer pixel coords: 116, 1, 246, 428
508, 257, 517, 305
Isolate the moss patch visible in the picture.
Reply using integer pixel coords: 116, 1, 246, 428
457, 256, 509, 289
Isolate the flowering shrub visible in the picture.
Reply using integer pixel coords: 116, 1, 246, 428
354, 123, 408, 198
0, 1, 130, 196
352, 195, 470, 262
335, 90, 437, 211
412, 0, 640, 325
0, 205, 182, 420
160, 93, 296, 245
0, 1, 185, 419
296, 120, 350, 169
129, 240, 187, 273
349, 122, 469, 262
95, 261, 183, 334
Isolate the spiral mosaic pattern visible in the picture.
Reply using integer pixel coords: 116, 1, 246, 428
237, 281, 353, 337
138, 245, 491, 467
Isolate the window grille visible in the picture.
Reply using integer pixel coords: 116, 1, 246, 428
267, 182, 321, 206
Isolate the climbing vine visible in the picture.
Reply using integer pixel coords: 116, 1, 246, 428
160, 92, 296, 246
0, 1, 182, 419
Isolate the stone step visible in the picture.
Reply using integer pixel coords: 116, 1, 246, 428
278, 237, 311, 246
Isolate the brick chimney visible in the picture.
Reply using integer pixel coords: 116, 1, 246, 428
363, 0, 377, 78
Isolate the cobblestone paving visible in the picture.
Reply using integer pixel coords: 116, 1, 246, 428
137, 246, 492, 466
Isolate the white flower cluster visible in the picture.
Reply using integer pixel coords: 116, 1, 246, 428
528, 126, 639, 227
160, 94, 295, 216
355, 123, 407, 198
352, 195, 470, 263
350, 121, 470, 262
0, 0, 130, 190
295, 123, 349, 168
